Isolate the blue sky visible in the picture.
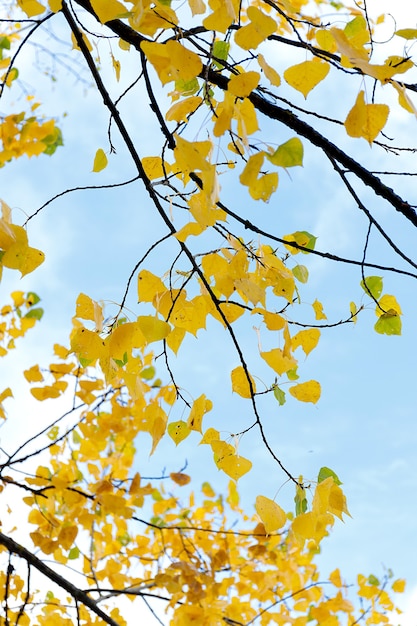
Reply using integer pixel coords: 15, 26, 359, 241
1, 0, 417, 622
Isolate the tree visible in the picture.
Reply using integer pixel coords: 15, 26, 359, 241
0, 0, 414, 623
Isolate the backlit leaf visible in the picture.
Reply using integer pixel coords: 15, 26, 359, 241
318, 466, 342, 485
231, 365, 256, 398
261, 348, 297, 376
257, 53, 281, 86
92, 148, 108, 172
312, 299, 327, 320
187, 394, 213, 433
168, 421, 191, 445
395, 28, 417, 39
376, 294, 402, 317
345, 90, 389, 144
255, 495, 286, 533
90, 0, 129, 22
289, 380, 321, 403
234, 6, 277, 50
284, 60, 330, 98
228, 71, 260, 98
361, 276, 383, 300
291, 328, 320, 356
141, 40, 203, 86
374, 311, 402, 335
273, 385, 286, 406
267, 137, 304, 168
292, 264, 309, 283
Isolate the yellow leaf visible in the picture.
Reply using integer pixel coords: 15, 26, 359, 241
31, 381, 68, 401
111, 54, 121, 81
396, 28, 417, 39
175, 222, 204, 242
108, 322, 145, 359
24, 364, 44, 383
71, 31, 93, 52
0, 387, 13, 403
291, 328, 320, 356
203, 0, 239, 33
170, 472, 191, 486
391, 81, 417, 116
252, 309, 286, 330
141, 40, 203, 86
329, 568, 343, 588
2, 244, 45, 277
392, 579, 406, 593
289, 380, 321, 404
257, 54, 281, 86
345, 90, 389, 144
376, 294, 402, 317
17, 0, 45, 17
137, 269, 166, 302
136, 315, 171, 342
234, 6, 276, 50
312, 299, 327, 320
212, 441, 252, 481
58, 525, 78, 550
165, 96, 202, 123
48, 0, 62, 10
284, 60, 330, 98
200, 427, 220, 445
188, 0, 205, 16
228, 71, 260, 98
142, 156, 170, 180
187, 394, 213, 433
313, 477, 350, 520
90, 0, 128, 23
168, 421, 191, 445
231, 365, 256, 398
261, 348, 297, 376
255, 495, 286, 533
92, 148, 108, 172
70, 327, 106, 362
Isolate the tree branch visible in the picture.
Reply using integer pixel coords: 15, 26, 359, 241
0, 532, 121, 626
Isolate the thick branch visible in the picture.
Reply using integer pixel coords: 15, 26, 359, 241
0, 532, 120, 626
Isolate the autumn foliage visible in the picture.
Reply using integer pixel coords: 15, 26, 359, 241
0, 0, 414, 623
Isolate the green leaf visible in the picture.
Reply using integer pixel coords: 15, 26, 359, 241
287, 368, 299, 381
24, 307, 44, 321
68, 547, 80, 560
368, 574, 380, 586
26, 292, 41, 306
318, 466, 342, 485
0, 36, 11, 50
212, 40, 230, 69
395, 28, 417, 40
292, 264, 309, 283
175, 77, 199, 96
374, 312, 402, 335
294, 485, 308, 515
42, 127, 63, 156
114, 352, 129, 367
360, 276, 383, 300
273, 385, 286, 405
267, 137, 304, 168
141, 366, 155, 380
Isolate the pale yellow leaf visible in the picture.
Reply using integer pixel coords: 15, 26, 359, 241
289, 380, 321, 404
231, 365, 256, 398
284, 60, 330, 98
255, 495, 286, 533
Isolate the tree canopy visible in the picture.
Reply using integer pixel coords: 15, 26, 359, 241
0, 0, 415, 623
